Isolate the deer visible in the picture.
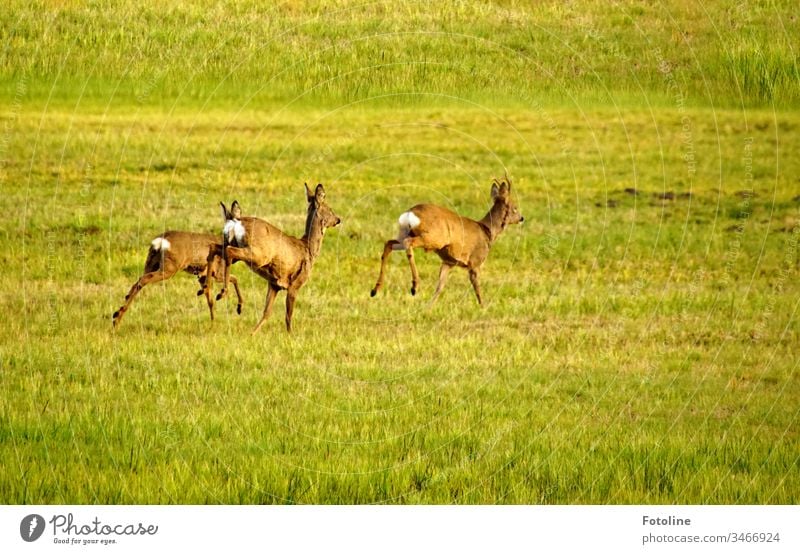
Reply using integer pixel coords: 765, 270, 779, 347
370, 176, 523, 306
207, 183, 341, 334
112, 231, 244, 328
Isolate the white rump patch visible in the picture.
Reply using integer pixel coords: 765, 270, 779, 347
398, 211, 421, 231
151, 237, 170, 251
223, 219, 246, 243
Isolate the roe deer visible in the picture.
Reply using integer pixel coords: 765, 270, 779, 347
370, 176, 523, 306
112, 231, 243, 328
208, 183, 341, 334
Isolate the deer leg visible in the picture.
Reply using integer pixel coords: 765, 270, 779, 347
218, 248, 232, 301
284, 289, 298, 333
229, 275, 243, 315
429, 263, 453, 307
198, 252, 220, 322
217, 245, 254, 301
205, 272, 242, 320
468, 268, 483, 306
403, 236, 423, 296
202, 245, 222, 299
200, 273, 216, 321
112, 267, 178, 328
371, 239, 401, 297
202, 260, 219, 321
251, 284, 279, 335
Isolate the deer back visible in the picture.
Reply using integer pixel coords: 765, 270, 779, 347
147, 231, 218, 272
404, 204, 490, 266
237, 216, 308, 282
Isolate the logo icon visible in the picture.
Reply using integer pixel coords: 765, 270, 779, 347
20, 514, 45, 542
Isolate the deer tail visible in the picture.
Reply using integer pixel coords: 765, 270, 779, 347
144, 236, 170, 272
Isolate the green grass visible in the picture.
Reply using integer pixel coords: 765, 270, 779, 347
1, 1, 799, 504
1, 0, 799, 108
1, 103, 798, 504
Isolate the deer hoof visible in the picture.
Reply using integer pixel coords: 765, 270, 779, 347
196, 289, 203, 296
216, 292, 223, 301
370, 289, 377, 297
237, 304, 242, 315
410, 286, 416, 296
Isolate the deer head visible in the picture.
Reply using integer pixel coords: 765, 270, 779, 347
490, 176, 524, 229
304, 183, 342, 233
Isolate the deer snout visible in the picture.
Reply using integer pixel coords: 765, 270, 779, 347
520, 215, 525, 223
334, 217, 342, 226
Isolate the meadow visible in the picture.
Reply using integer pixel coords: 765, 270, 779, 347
1, 1, 798, 504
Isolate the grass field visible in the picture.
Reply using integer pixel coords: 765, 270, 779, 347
1, 1, 799, 504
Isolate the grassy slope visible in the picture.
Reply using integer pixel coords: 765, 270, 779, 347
1, 0, 798, 107
1, 1, 798, 503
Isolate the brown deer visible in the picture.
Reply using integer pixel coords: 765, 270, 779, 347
370, 176, 523, 305
112, 231, 243, 328
208, 183, 341, 334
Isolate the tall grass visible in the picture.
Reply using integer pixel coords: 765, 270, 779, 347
1, 0, 798, 108
725, 46, 799, 106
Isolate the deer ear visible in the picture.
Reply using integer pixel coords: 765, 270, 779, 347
220, 202, 229, 221
231, 200, 242, 219
305, 182, 313, 201
491, 182, 499, 200
315, 183, 326, 202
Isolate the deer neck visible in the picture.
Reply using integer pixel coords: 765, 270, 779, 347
302, 209, 326, 262
478, 202, 507, 243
